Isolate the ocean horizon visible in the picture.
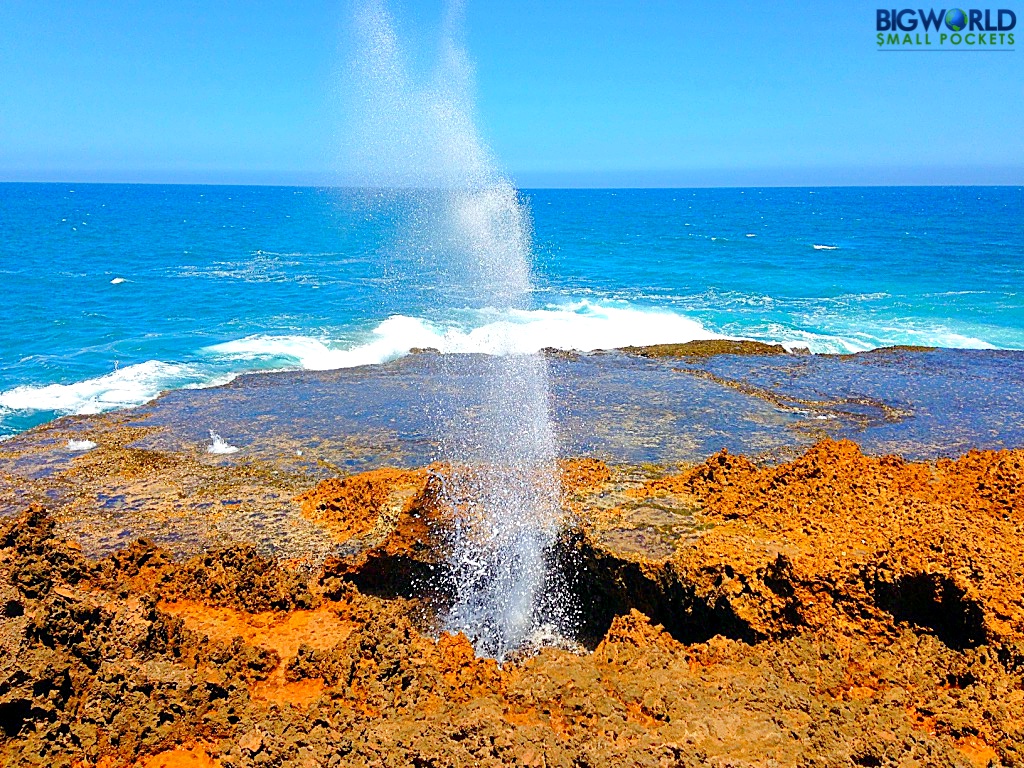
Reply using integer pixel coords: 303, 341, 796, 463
1, 182, 1022, 438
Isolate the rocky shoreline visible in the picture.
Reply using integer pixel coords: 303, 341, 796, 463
2, 436, 1023, 766
2, 346, 1024, 766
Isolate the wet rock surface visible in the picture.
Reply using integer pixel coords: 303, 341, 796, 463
2, 438, 1024, 766
4, 347, 1024, 564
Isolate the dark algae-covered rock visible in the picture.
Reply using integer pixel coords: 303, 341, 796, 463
620, 339, 789, 358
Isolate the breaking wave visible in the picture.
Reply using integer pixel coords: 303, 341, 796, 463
0, 299, 1004, 429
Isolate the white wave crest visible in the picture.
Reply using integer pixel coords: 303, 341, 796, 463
0, 361, 202, 416
1, 299, 1007, 432
813, 244, 838, 250
762, 324, 998, 355
0, 302, 724, 424
205, 301, 724, 370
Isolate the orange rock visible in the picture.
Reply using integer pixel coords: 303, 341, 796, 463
295, 468, 428, 544
559, 458, 612, 495
10, 438, 1024, 766
139, 747, 218, 768
160, 600, 353, 706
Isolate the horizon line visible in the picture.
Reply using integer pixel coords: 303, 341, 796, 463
1, 180, 1022, 191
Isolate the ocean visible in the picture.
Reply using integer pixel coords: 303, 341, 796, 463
0, 183, 1021, 438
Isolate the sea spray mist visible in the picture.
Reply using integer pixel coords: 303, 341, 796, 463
344, 0, 574, 658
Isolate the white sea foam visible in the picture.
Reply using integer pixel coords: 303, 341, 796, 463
110, 277, 127, 284
206, 431, 239, 455
875, 326, 997, 350
771, 331, 876, 355
66, 439, 97, 451
0, 300, 1006, 432
0, 361, 201, 416
205, 301, 724, 370
0, 302, 721, 426
813, 244, 838, 250
767, 323, 998, 355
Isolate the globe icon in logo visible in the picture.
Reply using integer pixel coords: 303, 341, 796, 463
945, 8, 968, 31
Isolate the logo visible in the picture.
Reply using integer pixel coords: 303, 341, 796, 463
945, 8, 969, 28
876, 7, 1016, 48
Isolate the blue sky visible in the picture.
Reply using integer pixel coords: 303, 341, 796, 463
0, 0, 1021, 186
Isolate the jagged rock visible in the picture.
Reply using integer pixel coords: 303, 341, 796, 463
2, 441, 1024, 765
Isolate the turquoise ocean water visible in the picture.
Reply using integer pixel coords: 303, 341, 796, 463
0, 183, 1021, 437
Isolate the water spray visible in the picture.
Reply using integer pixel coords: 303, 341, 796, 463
345, 0, 572, 657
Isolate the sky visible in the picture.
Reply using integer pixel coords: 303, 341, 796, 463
0, 0, 1021, 187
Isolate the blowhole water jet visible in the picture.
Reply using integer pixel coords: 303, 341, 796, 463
343, 0, 574, 658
